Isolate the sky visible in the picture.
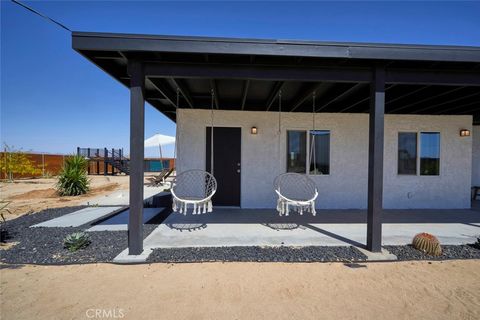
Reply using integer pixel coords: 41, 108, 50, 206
1, 1, 479, 157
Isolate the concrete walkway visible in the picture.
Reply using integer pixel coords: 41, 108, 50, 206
142, 208, 480, 249
81, 185, 166, 206
86, 208, 166, 231
32, 206, 123, 228
33, 185, 166, 228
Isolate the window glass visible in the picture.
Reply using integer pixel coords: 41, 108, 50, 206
420, 132, 440, 176
287, 131, 306, 173
398, 132, 417, 175
309, 130, 330, 175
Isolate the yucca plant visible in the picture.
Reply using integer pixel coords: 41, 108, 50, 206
64, 232, 90, 252
412, 232, 442, 256
56, 155, 90, 196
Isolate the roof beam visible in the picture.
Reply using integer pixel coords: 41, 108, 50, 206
415, 91, 480, 114
73, 32, 480, 63
145, 63, 480, 86
386, 85, 430, 106
146, 63, 371, 83
291, 82, 334, 112
385, 69, 480, 86
241, 80, 250, 110
340, 84, 397, 113
431, 96, 480, 114
266, 82, 286, 111
389, 86, 464, 113
316, 83, 365, 112
210, 79, 219, 109
147, 78, 177, 108
169, 78, 194, 108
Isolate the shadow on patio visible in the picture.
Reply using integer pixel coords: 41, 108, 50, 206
142, 203, 480, 249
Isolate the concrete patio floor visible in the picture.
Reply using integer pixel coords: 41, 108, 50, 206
142, 206, 480, 250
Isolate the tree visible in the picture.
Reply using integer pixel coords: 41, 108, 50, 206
0, 144, 41, 180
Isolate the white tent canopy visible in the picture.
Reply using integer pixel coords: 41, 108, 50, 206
144, 134, 175, 147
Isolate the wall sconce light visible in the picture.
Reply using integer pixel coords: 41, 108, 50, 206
251, 127, 258, 134
460, 129, 471, 137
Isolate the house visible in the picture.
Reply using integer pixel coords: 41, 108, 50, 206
73, 32, 480, 254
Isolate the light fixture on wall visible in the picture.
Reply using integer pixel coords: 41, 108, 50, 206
251, 127, 258, 134
460, 129, 471, 137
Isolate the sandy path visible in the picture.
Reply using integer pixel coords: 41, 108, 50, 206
0, 176, 148, 220
1, 260, 479, 320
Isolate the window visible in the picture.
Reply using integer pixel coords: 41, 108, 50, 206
309, 130, 330, 175
397, 132, 440, 176
287, 131, 306, 173
420, 132, 440, 176
398, 132, 417, 175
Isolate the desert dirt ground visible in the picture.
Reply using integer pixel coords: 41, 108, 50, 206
0, 176, 155, 220
1, 260, 479, 320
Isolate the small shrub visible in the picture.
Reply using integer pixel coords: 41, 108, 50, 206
0, 201, 11, 242
472, 237, 480, 250
0, 144, 41, 180
64, 232, 90, 252
56, 155, 90, 196
412, 232, 442, 256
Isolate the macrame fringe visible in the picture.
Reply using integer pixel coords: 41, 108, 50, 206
276, 198, 316, 217
172, 198, 213, 215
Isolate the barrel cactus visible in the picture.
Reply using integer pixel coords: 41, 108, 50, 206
412, 233, 442, 256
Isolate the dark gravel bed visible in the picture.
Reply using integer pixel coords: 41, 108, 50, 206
147, 246, 368, 263
384, 244, 480, 261
0, 206, 159, 265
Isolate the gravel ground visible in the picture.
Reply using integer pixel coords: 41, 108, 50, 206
385, 244, 480, 261
147, 246, 368, 263
0, 206, 159, 265
2, 207, 479, 264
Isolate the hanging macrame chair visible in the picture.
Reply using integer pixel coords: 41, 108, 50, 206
274, 91, 318, 216
171, 88, 218, 215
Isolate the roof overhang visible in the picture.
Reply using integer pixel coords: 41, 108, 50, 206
72, 31, 480, 124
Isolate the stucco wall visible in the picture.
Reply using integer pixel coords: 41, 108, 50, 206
177, 109, 472, 209
473, 126, 480, 187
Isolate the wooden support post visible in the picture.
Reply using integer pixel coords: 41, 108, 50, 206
128, 59, 145, 255
104, 148, 108, 176
366, 65, 385, 253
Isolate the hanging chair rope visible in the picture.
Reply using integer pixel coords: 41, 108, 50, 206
309, 91, 317, 174
210, 88, 215, 176
170, 89, 218, 215
173, 88, 180, 162
277, 90, 282, 172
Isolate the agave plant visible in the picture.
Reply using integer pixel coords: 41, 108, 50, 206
0, 201, 12, 242
56, 155, 90, 196
64, 232, 90, 252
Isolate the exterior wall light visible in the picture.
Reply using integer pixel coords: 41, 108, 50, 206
251, 127, 258, 134
460, 129, 471, 137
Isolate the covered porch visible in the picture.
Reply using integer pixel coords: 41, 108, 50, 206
72, 32, 480, 255
144, 207, 480, 249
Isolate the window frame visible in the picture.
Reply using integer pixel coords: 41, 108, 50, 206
397, 132, 418, 176
307, 129, 331, 176
396, 131, 441, 177
419, 132, 441, 176
286, 130, 307, 174
284, 129, 331, 176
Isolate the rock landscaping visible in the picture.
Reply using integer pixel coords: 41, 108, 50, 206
1, 206, 479, 264
147, 246, 369, 263
0, 206, 159, 265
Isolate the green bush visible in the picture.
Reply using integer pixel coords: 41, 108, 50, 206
56, 155, 90, 196
64, 232, 90, 252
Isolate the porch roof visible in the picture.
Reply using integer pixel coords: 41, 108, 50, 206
72, 32, 480, 124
